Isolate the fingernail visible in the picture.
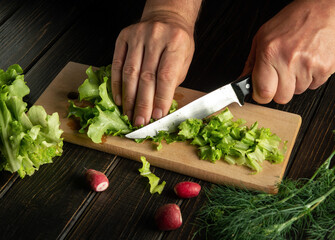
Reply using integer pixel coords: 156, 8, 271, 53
135, 116, 145, 126
114, 94, 121, 106
152, 108, 163, 119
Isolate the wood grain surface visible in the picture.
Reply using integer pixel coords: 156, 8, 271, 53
1, 1, 334, 239
35, 62, 301, 193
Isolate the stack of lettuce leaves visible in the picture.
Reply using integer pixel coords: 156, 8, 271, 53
68, 65, 132, 143
0, 64, 63, 178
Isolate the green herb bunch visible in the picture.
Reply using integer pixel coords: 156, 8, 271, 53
195, 149, 335, 240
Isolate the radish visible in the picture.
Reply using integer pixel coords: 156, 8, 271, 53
85, 169, 109, 192
174, 181, 201, 198
154, 204, 182, 231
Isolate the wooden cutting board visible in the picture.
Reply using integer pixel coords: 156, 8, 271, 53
35, 62, 301, 194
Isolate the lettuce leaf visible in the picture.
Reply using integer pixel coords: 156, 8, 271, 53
178, 118, 202, 139
138, 156, 166, 194
67, 65, 132, 143
0, 64, 63, 178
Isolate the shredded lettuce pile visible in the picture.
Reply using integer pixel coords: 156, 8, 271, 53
138, 156, 166, 194
177, 108, 287, 173
139, 108, 286, 173
67, 65, 132, 143
0, 64, 63, 178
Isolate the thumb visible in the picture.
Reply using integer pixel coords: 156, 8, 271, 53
252, 51, 278, 104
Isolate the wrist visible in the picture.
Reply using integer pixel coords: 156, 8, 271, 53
140, 0, 202, 35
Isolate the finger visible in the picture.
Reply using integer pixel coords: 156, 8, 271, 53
273, 71, 296, 104
294, 62, 312, 94
309, 75, 327, 90
309, 65, 332, 90
252, 54, 278, 104
133, 44, 162, 126
153, 47, 185, 119
122, 42, 144, 121
111, 35, 127, 106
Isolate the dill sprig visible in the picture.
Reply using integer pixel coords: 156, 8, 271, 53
194, 150, 335, 240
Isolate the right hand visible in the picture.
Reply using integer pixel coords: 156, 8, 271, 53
111, 13, 195, 126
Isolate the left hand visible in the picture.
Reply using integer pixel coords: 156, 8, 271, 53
241, 0, 335, 104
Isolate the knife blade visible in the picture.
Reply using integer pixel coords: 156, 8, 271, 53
125, 75, 252, 139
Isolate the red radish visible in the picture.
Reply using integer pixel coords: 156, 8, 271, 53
85, 169, 109, 192
154, 204, 182, 231
174, 181, 201, 198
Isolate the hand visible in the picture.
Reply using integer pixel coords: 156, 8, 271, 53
241, 0, 335, 104
112, 1, 201, 126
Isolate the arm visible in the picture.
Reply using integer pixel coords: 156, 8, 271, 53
112, 0, 202, 126
241, 0, 335, 104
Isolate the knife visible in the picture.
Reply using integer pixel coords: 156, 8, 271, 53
125, 75, 252, 139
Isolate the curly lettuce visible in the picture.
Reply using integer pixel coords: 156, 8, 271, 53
68, 66, 132, 143
0, 64, 63, 178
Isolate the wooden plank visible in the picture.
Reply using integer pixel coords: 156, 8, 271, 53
0, 0, 24, 25
287, 76, 335, 179
0, 0, 82, 70
66, 156, 205, 240
0, 143, 115, 239
35, 62, 301, 193
0, 1, 329, 239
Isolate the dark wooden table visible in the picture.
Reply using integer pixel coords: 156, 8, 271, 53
0, 0, 334, 239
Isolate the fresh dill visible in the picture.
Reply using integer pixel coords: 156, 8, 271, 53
194, 149, 335, 240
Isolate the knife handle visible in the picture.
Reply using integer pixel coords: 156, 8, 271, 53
231, 75, 252, 105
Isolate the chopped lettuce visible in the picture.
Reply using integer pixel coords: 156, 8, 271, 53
169, 99, 178, 113
0, 64, 63, 178
146, 108, 286, 173
138, 156, 166, 194
179, 108, 287, 173
178, 118, 203, 139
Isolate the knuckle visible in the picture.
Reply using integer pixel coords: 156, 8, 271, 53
118, 27, 131, 40
112, 59, 123, 71
140, 71, 156, 83
135, 101, 152, 111
150, 22, 165, 38
261, 40, 279, 62
316, 62, 331, 77
172, 27, 188, 40
123, 96, 135, 108
154, 95, 170, 109
158, 69, 174, 84
169, 29, 189, 47
111, 80, 121, 89
254, 84, 276, 104
123, 65, 139, 79
259, 88, 275, 100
